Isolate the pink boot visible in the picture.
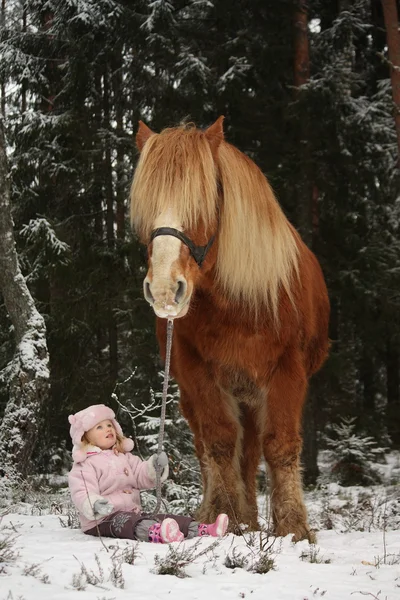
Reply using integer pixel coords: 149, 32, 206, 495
148, 518, 184, 543
198, 513, 229, 537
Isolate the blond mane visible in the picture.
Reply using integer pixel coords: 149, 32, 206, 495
216, 142, 299, 319
130, 125, 218, 240
130, 124, 299, 320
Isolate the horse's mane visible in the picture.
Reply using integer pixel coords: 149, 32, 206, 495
130, 124, 299, 319
131, 125, 218, 238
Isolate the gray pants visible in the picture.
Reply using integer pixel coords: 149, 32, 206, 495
84, 511, 198, 541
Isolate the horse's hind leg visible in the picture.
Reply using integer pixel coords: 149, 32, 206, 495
263, 350, 314, 542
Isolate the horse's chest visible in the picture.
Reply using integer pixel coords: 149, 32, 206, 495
183, 317, 268, 374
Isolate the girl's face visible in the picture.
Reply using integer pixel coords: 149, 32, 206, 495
86, 420, 116, 450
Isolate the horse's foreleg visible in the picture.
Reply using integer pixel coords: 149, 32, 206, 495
179, 391, 208, 503
239, 403, 262, 530
179, 383, 246, 531
263, 351, 314, 542
200, 396, 245, 531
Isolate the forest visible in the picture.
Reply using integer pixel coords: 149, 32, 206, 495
0, 0, 399, 489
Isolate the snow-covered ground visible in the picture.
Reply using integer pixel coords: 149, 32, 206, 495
1, 454, 400, 600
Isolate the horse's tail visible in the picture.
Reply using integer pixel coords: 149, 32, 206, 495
302, 247, 331, 377
305, 333, 330, 377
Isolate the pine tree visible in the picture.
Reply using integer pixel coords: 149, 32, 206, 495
325, 416, 386, 486
294, 0, 400, 443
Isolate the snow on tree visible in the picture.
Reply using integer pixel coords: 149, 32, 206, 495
0, 118, 50, 486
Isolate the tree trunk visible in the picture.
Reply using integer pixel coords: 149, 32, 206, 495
103, 66, 115, 250
21, 2, 27, 114
293, 0, 312, 247
360, 349, 375, 413
381, 0, 400, 163
0, 119, 50, 480
386, 337, 400, 444
1, 0, 5, 116
301, 388, 320, 486
293, 0, 320, 484
387, 339, 400, 405
102, 65, 118, 384
112, 54, 126, 241
293, 1, 310, 88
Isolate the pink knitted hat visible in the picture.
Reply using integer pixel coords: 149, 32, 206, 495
68, 404, 134, 463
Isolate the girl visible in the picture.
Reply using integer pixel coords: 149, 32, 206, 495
68, 404, 229, 543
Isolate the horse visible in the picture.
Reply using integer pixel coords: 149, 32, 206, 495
130, 117, 330, 541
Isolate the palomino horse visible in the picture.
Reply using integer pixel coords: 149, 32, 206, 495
130, 117, 330, 541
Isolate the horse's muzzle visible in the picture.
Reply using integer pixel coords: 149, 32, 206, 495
143, 276, 189, 319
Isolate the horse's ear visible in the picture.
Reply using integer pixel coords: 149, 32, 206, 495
205, 116, 225, 155
136, 120, 155, 151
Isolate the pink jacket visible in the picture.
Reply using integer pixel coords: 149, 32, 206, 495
68, 445, 167, 531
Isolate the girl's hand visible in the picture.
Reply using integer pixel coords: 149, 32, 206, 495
152, 451, 168, 469
147, 452, 169, 482
93, 498, 114, 516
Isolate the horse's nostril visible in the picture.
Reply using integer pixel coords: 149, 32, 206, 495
144, 281, 154, 304
175, 280, 186, 304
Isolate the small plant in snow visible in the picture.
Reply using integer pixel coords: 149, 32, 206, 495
58, 507, 80, 529
153, 538, 220, 578
373, 551, 400, 567
325, 417, 385, 486
71, 549, 137, 591
71, 554, 106, 591
248, 528, 279, 574
224, 547, 248, 569
300, 544, 331, 564
244, 530, 259, 547
250, 551, 276, 574
109, 557, 125, 589
224, 528, 279, 575
106, 541, 138, 588
0, 531, 19, 573
22, 561, 51, 583
109, 542, 138, 566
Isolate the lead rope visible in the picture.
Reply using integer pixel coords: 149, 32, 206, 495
153, 318, 174, 515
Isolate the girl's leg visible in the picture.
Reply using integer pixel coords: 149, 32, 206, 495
142, 513, 229, 539
86, 512, 186, 543
135, 519, 160, 541
153, 513, 195, 538
136, 518, 184, 543
84, 511, 143, 540
188, 513, 229, 538
135, 513, 194, 542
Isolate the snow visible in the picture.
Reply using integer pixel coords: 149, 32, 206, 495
2, 486, 400, 600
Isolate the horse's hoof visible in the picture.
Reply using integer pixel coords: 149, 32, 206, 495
274, 522, 316, 544
291, 528, 317, 544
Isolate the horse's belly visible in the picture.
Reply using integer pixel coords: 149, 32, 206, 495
218, 366, 267, 407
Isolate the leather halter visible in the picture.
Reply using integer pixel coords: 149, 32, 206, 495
149, 227, 216, 268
